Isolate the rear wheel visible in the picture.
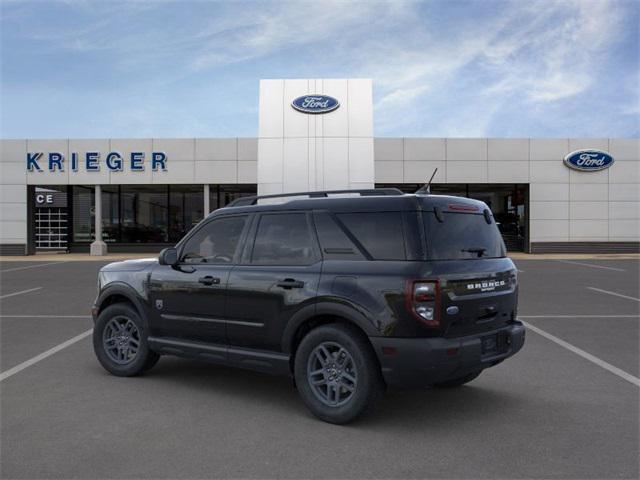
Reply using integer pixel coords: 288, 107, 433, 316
294, 324, 384, 424
93, 303, 159, 377
434, 370, 482, 388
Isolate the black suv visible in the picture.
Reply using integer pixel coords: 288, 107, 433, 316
92, 188, 525, 424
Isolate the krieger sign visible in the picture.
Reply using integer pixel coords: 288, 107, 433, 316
26, 151, 168, 172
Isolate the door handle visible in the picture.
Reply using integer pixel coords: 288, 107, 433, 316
198, 276, 221, 286
276, 278, 305, 289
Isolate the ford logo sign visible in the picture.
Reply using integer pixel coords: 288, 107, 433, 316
291, 95, 339, 114
564, 149, 614, 172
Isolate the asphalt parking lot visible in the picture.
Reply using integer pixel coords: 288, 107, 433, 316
1, 257, 638, 479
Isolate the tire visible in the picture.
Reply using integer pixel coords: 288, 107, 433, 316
434, 370, 482, 388
294, 323, 384, 424
93, 303, 160, 377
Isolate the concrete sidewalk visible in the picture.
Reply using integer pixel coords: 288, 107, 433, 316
508, 252, 640, 260
0, 253, 154, 262
1, 252, 639, 262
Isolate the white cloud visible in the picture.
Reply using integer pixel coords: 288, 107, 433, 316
2, 0, 636, 137
188, 1, 412, 71
478, 0, 624, 103
364, 0, 630, 135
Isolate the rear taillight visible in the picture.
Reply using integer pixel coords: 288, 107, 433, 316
406, 280, 440, 328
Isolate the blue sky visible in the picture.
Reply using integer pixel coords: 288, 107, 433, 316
1, 0, 638, 138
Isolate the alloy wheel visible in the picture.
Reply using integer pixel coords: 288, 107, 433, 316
307, 341, 358, 407
102, 316, 140, 365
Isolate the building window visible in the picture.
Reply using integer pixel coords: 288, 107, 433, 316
72, 186, 93, 243
120, 185, 168, 243
209, 184, 257, 212
102, 186, 119, 243
169, 185, 204, 242
69, 184, 256, 245
72, 185, 119, 243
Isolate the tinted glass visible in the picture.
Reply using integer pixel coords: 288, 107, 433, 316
423, 212, 506, 260
121, 185, 168, 242
209, 184, 257, 212
72, 185, 118, 243
251, 213, 317, 265
337, 212, 406, 260
101, 186, 120, 243
72, 186, 93, 242
313, 212, 365, 261
181, 215, 247, 264
169, 185, 204, 242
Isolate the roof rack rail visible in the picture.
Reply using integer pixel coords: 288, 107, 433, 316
225, 188, 405, 208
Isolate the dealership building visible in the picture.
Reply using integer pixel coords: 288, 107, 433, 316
1, 78, 638, 255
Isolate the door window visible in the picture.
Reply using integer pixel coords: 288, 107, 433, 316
251, 213, 318, 265
180, 215, 247, 264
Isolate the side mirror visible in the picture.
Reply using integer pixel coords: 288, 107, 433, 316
159, 247, 178, 266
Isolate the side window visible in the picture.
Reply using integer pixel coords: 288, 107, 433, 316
251, 213, 318, 265
313, 212, 365, 260
181, 215, 247, 264
336, 212, 406, 260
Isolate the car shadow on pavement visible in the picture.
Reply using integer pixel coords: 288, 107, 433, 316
131, 356, 526, 428
365, 386, 524, 430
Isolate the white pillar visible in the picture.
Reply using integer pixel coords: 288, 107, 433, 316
203, 184, 210, 216
90, 185, 108, 256
257, 79, 374, 195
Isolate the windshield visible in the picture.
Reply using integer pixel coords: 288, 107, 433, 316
423, 212, 506, 260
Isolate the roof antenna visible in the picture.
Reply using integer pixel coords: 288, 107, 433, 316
415, 168, 438, 195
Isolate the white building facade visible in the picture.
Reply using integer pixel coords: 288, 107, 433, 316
1, 79, 638, 255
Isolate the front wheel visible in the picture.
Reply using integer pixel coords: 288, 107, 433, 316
294, 324, 384, 424
93, 303, 159, 377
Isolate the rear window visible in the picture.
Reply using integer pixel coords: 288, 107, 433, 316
423, 212, 506, 260
337, 212, 406, 260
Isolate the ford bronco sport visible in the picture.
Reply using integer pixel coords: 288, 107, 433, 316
92, 188, 525, 424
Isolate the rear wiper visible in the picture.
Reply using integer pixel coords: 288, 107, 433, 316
461, 247, 487, 257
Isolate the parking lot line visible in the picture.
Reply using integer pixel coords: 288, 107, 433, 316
520, 314, 639, 318
0, 287, 43, 300
0, 329, 93, 382
587, 287, 640, 302
0, 315, 90, 318
0, 261, 71, 273
523, 321, 640, 388
556, 260, 626, 272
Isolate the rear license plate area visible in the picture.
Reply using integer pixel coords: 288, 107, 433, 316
481, 332, 510, 355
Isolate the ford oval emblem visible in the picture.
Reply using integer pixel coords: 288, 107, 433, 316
291, 95, 340, 114
564, 149, 614, 172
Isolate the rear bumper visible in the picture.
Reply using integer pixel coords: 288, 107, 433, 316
370, 322, 525, 388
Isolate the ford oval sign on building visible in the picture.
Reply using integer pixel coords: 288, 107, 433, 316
291, 95, 340, 114
563, 149, 615, 172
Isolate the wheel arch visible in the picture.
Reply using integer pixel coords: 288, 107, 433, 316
96, 283, 148, 328
282, 302, 381, 372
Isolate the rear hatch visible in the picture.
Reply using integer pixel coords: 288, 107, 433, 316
421, 203, 518, 338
